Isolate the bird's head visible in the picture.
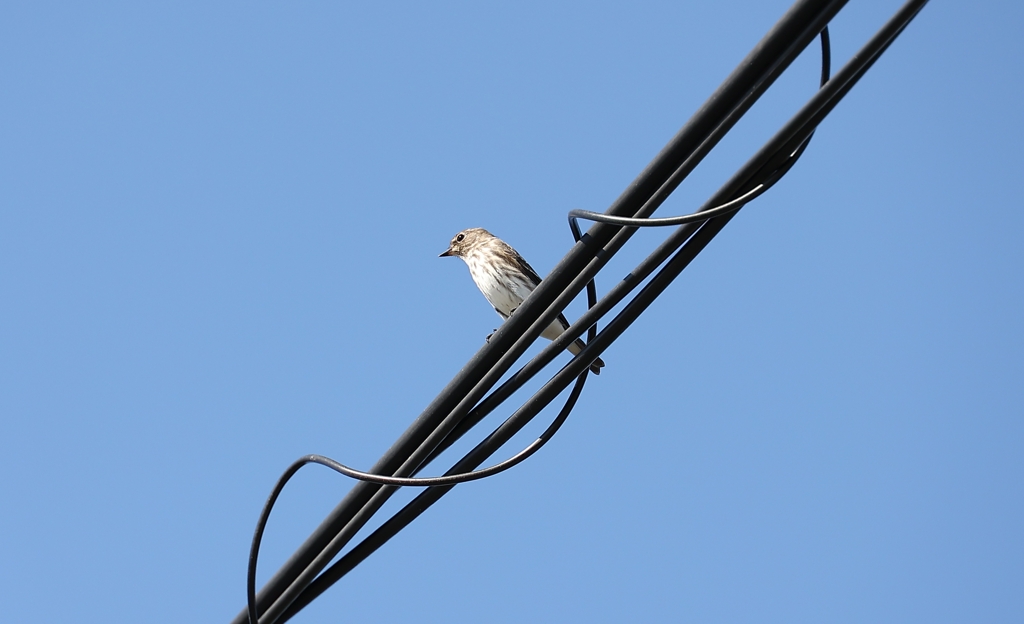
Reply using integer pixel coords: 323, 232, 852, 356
439, 228, 492, 259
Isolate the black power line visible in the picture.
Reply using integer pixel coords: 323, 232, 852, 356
236, 1, 929, 622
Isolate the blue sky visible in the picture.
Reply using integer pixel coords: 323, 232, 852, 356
2, 1, 1022, 622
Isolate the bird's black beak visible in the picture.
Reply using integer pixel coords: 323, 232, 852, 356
439, 248, 453, 258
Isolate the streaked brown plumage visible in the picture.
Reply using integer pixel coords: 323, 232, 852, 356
440, 228, 605, 374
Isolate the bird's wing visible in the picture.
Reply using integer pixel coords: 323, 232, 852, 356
510, 250, 543, 288
508, 247, 573, 329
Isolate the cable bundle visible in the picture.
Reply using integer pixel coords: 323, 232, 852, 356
237, 1, 930, 621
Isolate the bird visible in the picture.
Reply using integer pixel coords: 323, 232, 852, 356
439, 227, 605, 375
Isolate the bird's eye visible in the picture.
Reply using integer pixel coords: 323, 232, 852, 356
456, 233, 465, 242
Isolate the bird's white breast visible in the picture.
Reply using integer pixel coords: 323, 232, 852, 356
465, 253, 534, 318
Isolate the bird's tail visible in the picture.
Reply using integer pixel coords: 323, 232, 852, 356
567, 338, 605, 375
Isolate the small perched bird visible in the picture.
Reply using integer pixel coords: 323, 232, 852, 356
440, 227, 605, 375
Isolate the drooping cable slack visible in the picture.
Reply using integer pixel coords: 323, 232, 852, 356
235, 1, 929, 622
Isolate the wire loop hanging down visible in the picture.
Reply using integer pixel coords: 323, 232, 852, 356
246, 369, 589, 624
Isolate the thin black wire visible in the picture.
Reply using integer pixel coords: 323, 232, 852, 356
569, 183, 767, 235
243, 19, 856, 624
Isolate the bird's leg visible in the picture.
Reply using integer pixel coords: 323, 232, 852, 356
488, 307, 512, 342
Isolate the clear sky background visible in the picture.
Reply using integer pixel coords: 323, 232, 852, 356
2, 1, 1022, 622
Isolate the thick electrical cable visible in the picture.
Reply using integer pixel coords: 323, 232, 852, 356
235, 1, 932, 621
